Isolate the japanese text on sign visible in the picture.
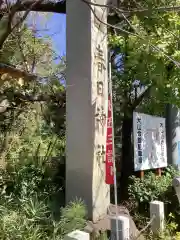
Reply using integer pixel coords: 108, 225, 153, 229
95, 45, 106, 79
105, 95, 114, 184
133, 112, 167, 171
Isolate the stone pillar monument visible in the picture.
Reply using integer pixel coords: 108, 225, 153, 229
66, 0, 110, 222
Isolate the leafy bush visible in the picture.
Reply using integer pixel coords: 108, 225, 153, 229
0, 197, 86, 240
0, 158, 61, 202
60, 199, 87, 235
53, 199, 87, 237
142, 213, 179, 239
0, 157, 87, 239
128, 166, 179, 203
128, 166, 180, 222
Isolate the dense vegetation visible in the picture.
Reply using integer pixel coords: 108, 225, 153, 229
109, 0, 180, 197
0, 11, 75, 240
1, 0, 180, 239
108, 1, 180, 238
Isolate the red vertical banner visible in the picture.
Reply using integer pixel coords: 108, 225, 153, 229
105, 95, 114, 184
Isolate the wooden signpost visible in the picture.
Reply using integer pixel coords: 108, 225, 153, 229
156, 168, 162, 177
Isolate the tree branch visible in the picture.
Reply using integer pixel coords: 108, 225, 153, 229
0, 1, 19, 49
82, 0, 180, 16
0, 0, 47, 49
3, 0, 180, 18
11, 91, 66, 104
0, 63, 37, 80
0, 0, 66, 15
1, 0, 180, 19
0, 89, 66, 113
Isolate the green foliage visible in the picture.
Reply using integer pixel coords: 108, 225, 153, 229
127, 166, 180, 238
0, 197, 86, 240
59, 199, 87, 236
0, 101, 65, 164
109, 0, 180, 122
0, 8, 74, 240
128, 166, 180, 227
0, 19, 65, 164
0, 14, 71, 239
143, 213, 178, 239
1, 23, 56, 76
109, 4, 180, 197
0, 157, 86, 240
110, 4, 180, 233
128, 166, 179, 204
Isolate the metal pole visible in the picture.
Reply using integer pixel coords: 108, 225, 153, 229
109, 61, 119, 240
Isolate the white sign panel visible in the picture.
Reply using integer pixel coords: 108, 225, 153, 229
133, 112, 167, 171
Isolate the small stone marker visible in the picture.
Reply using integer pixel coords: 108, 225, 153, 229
64, 230, 90, 240
150, 201, 164, 234
172, 177, 180, 204
110, 215, 130, 240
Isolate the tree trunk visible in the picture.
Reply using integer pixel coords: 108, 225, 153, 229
119, 114, 133, 201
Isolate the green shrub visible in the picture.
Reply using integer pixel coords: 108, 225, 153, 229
56, 199, 87, 236
0, 157, 87, 239
0, 155, 63, 201
128, 166, 180, 222
0, 197, 87, 240
143, 213, 178, 239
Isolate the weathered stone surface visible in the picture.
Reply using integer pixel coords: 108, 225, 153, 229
66, 0, 109, 222
150, 201, 164, 234
84, 204, 144, 239
64, 230, 90, 240
108, 204, 144, 240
